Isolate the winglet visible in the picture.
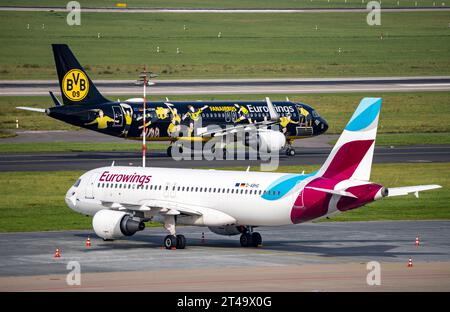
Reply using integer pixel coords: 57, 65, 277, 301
265, 97, 279, 121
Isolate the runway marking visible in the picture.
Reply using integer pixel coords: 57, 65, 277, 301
1, 7, 450, 14
399, 83, 450, 87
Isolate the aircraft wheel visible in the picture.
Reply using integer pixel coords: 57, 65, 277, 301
164, 235, 177, 250
252, 232, 262, 247
286, 148, 295, 157
176, 234, 186, 249
240, 233, 253, 248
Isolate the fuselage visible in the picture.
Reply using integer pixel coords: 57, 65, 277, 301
65, 165, 383, 227
48, 100, 328, 142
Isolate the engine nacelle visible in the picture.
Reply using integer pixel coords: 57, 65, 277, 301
92, 209, 145, 240
208, 225, 243, 236
244, 130, 286, 152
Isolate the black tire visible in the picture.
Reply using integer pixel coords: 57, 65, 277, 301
176, 234, 186, 249
252, 232, 262, 247
164, 235, 177, 249
286, 148, 295, 157
167, 146, 172, 157
240, 233, 253, 247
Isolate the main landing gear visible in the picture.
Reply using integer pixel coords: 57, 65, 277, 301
163, 215, 186, 250
240, 228, 262, 248
284, 139, 296, 157
166, 144, 184, 157
163, 234, 186, 249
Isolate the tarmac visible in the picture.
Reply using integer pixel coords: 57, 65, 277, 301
0, 221, 449, 291
1, 144, 449, 171
2, 77, 450, 96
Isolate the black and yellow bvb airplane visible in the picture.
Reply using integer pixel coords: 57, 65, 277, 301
17, 44, 328, 157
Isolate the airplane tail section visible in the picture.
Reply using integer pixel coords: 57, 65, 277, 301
52, 44, 108, 105
316, 97, 382, 182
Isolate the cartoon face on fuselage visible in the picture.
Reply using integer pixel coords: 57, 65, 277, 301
47, 101, 328, 141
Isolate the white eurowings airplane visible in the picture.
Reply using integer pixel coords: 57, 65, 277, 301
65, 97, 441, 249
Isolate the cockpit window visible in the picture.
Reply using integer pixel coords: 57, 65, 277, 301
73, 179, 81, 187
312, 110, 319, 118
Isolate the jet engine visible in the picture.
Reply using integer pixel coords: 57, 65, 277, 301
208, 225, 243, 236
92, 209, 145, 240
244, 130, 286, 152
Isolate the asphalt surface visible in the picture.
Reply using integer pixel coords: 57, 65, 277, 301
1, 6, 450, 13
0, 221, 448, 278
0, 145, 448, 171
2, 77, 450, 96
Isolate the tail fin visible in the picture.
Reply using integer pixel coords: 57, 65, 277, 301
317, 97, 382, 182
52, 44, 108, 105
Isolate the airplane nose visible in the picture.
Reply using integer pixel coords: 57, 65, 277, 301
65, 188, 77, 210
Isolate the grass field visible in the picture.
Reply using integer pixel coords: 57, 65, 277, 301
1, 0, 446, 9
0, 163, 447, 232
0, 11, 449, 79
0, 141, 168, 153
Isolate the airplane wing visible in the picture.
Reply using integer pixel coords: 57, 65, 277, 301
305, 186, 358, 198
102, 199, 236, 225
387, 185, 442, 198
16, 106, 46, 113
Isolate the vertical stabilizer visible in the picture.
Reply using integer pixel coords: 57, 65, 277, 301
316, 97, 382, 181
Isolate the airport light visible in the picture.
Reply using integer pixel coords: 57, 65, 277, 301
138, 67, 150, 167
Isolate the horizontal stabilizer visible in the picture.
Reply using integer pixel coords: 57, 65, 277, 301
305, 186, 358, 198
16, 106, 46, 113
49, 91, 62, 107
387, 185, 442, 198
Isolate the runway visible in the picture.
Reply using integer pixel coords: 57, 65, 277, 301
2, 77, 450, 96
1, 6, 450, 14
0, 221, 449, 291
0, 145, 449, 171
0, 145, 450, 172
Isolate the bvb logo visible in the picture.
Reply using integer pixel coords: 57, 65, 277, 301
62, 69, 89, 101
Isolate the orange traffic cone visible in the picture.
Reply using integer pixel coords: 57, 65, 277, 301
54, 248, 61, 258
85, 236, 91, 247
408, 258, 413, 267
415, 236, 420, 247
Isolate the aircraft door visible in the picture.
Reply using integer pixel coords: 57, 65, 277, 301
85, 173, 98, 199
224, 111, 232, 123
111, 106, 124, 127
